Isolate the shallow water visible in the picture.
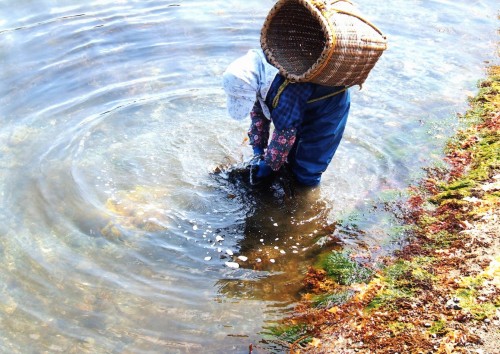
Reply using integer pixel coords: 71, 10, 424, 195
0, 0, 498, 352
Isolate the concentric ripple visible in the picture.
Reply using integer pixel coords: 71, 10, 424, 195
0, 0, 498, 352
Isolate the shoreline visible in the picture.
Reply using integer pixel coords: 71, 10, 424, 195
268, 67, 499, 353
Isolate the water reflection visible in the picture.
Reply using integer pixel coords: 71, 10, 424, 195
213, 167, 342, 304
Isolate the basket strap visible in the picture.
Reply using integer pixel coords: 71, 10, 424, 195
332, 8, 386, 38
272, 79, 291, 109
316, 1, 385, 38
307, 85, 350, 104
331, 0, 353, 5
272, 80, 349, 109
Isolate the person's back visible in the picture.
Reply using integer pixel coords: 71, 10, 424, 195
223, 49, 351, 186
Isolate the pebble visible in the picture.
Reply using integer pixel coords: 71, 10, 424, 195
204, 256, 212, 261
225, 261, 239, 269
237, 256, 248, 262
215, 235, 224, 242
270, 259, 275, 263
226, 249, 234, 256
445, 298, 462, 310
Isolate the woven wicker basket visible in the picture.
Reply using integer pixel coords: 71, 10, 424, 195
260, 0, 387, 87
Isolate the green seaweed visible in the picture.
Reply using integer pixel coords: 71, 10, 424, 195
312, 290, 354, 308
368, 257, 437, 310
264, 324, 312, 345
428, 319, 448, 336
455, 275, 499, 320
318, 251, 373, 286
388, 321, 416, 336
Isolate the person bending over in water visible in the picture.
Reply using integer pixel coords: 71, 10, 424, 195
222, 49, 350, 187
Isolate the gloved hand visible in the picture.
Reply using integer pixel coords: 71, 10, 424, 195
255, 160, 272, 179
249, 158, 272, 186
252, 146, 265, 157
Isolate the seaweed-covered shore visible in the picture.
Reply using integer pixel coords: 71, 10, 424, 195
270, 67, 499, 354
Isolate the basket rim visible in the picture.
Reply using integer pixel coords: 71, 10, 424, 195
260, 0, 335, 82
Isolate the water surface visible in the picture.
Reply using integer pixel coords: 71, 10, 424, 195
0, 0, 498, 352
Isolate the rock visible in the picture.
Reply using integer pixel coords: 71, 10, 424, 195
446, 298, 462, 310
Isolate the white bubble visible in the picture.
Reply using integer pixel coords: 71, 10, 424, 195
225, 262, 239, 269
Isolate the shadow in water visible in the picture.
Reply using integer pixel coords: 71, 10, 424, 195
212, 162, 342, 304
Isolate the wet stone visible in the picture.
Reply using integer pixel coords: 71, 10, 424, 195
445, 298, 462, 310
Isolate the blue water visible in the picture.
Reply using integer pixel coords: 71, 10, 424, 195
0, 0, 498, 352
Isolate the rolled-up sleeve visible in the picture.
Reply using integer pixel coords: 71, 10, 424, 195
248, 102, 270, 150
265, 127, 297, 171
264, 83, 313, 171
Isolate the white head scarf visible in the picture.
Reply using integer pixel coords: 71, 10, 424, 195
222, 49, 279, 120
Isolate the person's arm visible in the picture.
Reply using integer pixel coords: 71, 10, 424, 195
263, 83, 313, 171
264, 128, 297, 170
248, 102, 270, 156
